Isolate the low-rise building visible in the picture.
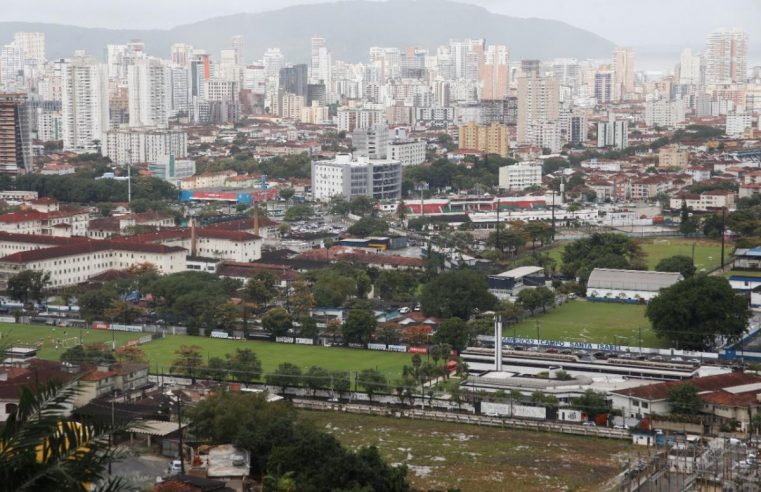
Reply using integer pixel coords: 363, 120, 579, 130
610, 372, 761, 433
487, 266, 545, 299
658, 145, 689, 169
498, 162, 542, 191
586, 268, 683, 302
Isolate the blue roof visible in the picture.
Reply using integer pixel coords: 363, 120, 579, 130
746, 246, 761, 256
729, 275, 761, 283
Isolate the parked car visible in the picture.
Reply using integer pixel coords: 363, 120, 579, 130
169, 460, 182, 474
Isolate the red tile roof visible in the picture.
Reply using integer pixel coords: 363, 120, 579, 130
612, 372, 761, 403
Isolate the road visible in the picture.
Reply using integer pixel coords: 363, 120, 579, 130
110, 449, 170, 490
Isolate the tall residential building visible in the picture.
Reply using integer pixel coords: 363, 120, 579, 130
726, 111, 752, 137
310, 36, 326, 81
279, 64, 308, 97
597, 112, 628, 149
516, 75, 560, 145
645, 98, 686, 128
170, 43, 193, 67
168, 66, 189, 117
521, 59, 541, 78
705, 29, 748, 84
0, 93, 32, 173
594, 70, 614, 104
231, 35, 244, 65
13, 32, 45, 65
61, 55, 109, 152
458, 122, 509, 158
263, 48, 284, 80
0, 44, 23, 90
352, 124, 389, 159
612, 47, 635, 100
128, 57, 169, 128
311, 153, 402, 201
104, 127, 188, 165
480, 45, 509, 100
568, 110, 587, 145
678, 48, 701, 85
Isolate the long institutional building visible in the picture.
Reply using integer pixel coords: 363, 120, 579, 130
0, 203, 265, 288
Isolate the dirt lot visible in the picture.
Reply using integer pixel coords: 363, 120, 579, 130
299, 410, 638, 492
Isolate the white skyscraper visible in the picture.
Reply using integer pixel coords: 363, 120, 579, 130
61, 55, 110, 152
612, 47, 635, 100
678, 49, 702, 85
263, 48, 284, 80
705, 29, 747, 84
170, 43, 193, 67
13, 32, 45, 65
231, 35, 244, 65
310, 36, 325, 82
0, 44, 23, 90
128, 57, 169, 128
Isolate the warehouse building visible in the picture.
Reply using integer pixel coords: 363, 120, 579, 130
586, 268, 682, 303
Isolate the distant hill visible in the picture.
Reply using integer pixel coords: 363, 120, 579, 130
0, 0, 615, 62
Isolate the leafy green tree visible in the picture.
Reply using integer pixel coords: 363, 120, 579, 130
341, 309, 377, 345
572, 389, 610, 416
561, 233, 645, 286
279, 188, 295, 201
227, 348, 262, 382
655, 255, 696, 278
420, 269, 497, 319
516, 289, 542, 315
357, 368, 388, 401
668, 384, 702, 415
374, 270, 419, 301
103, 299, 142, 323
283, 204, 314, 221
534, 286, 556, 313
0, 381, 127, 492
304, 366, 331, 396
203, 356, 229, 380
331, 371, 352, 399
433, 318, 469, 352
311, 271, 357, 307
296, 317, 319, 339
288, 279, 315, 317
646, 276, 749, 350
244, 278, 275, 307
169, 345, 204, 376
347, 216, 389, 237
78, 289, 117, 322
262, 308, 293, 336
7, 270, 50, 304
329, 196, 351, 215
349, 195, 376, 216
266, 362, 303, 392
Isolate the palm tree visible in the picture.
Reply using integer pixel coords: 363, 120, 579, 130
0, 381, 127, 492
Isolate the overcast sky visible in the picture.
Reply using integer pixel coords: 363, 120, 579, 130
4, 0, 759, 48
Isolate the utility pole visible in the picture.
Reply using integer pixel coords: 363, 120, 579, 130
495, 196, 500, 252
127, 164, 132, 204
108, 396, 114, 475
720, 207, 726, 269
176, 392, 185, 474
551, 190, 556, 242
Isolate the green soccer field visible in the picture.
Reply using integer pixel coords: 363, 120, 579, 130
0, 323, 412, 378
507, 301, 663, 348
637, 238, 728, 272
546, 237, 727, 273
141, 335, 411, 377
0, 323, 141, 360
